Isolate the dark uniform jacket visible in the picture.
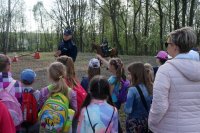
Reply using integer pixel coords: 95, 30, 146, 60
58, 39, 78, 62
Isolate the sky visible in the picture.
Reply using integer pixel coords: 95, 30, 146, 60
24, 0, 54, 31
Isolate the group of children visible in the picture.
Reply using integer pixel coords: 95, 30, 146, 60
0, 50, 169, 133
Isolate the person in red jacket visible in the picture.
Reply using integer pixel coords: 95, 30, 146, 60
0, 100, 16, 133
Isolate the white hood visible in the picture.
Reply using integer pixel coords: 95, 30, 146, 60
167, 59, 200, 81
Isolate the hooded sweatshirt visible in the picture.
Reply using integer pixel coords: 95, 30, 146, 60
148, 53, 200, 133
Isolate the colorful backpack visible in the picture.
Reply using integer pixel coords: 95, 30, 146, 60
21, 88, 38, 125
117, 79, 130, 103
0, 80, 23, 126
39, 93, 74, 133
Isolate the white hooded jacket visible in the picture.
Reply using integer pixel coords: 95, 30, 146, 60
149, 58, 200, 133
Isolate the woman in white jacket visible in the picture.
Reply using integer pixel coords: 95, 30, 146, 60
148, 27, 200, 133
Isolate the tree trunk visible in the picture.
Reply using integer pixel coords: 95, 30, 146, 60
125, 0, 129, 54
182, 0, 187, 27
169, 0, 172, 31
133, 0, 141, 55
4, 0, 11, 54
158, 0, 163, 49
111, 18, 121, 50
174, 0, 180, 30
144, 0, 149, 54
189, 0, 196, 26
108, 0, 122, 53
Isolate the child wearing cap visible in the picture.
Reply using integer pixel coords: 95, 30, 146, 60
81, 58, 101, 92
153, 51, 168, 76
19, 69, 40, 133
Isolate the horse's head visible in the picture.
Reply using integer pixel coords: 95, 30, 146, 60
91, 42, 104, 56
91, 42, 98, 51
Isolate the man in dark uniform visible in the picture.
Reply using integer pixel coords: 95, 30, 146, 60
100, 38, 109, 57
54, 29, 78, 62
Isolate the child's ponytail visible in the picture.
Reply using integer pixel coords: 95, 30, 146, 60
48, 62, 69, 98
57, 56, 77, 88
110, 58, 126, 82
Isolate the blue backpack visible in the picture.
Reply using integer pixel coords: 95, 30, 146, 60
117, 79, 130, 103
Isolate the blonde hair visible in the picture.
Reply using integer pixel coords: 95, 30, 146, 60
144, 63, 154, 82
128, 62, 153, 95
48, 62, 69, 98
56, 56, 77, 88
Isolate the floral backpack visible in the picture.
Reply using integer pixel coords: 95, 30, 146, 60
39, 93, 74, 132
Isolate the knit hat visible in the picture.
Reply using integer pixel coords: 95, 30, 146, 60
88, 58, 100, 68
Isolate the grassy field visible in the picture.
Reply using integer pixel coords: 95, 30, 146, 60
10, 52, 156, 132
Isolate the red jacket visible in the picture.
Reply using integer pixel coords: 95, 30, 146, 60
0, 101, 15, 133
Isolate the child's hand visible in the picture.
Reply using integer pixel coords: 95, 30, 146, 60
96, 54, 102, 60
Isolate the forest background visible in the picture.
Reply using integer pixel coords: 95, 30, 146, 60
0, 0, 199, 55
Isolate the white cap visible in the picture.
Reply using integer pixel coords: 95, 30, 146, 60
88, 58, 100, 68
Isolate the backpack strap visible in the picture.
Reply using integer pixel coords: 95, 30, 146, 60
5, 80, 16, 92
105, 107, 115, 133
86, 106, 115, 133
86, 106, 95, 133
52, 93, 69, 105
135, 85, 148, 112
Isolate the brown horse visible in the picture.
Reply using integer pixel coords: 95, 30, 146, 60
91, 43, 118, 58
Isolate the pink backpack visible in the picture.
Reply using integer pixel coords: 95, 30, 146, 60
0, 80, 23, 126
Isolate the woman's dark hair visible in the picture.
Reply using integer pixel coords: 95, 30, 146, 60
82, 75, 113, 108
159, 58, 167, 65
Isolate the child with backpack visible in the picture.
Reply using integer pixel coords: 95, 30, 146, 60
0, 54, 23, 130
39, 62, 74, 133
81, 58, 101, 92
124, 62, 153, 133
78, 75, 118, 133
97, 55, 129, 133
0, 100, 16, 133
57, 55, 87, 133
96, 54, 128, 109
19, 69, 40, 133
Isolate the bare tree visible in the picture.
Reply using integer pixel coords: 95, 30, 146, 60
174, 0, 180, 29
189, 0, 196, 26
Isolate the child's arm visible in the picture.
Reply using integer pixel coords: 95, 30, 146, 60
96, 54, 109, 66
68, 89, 78, 112
124, 87, 135, 114
38, 86, 50, 109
